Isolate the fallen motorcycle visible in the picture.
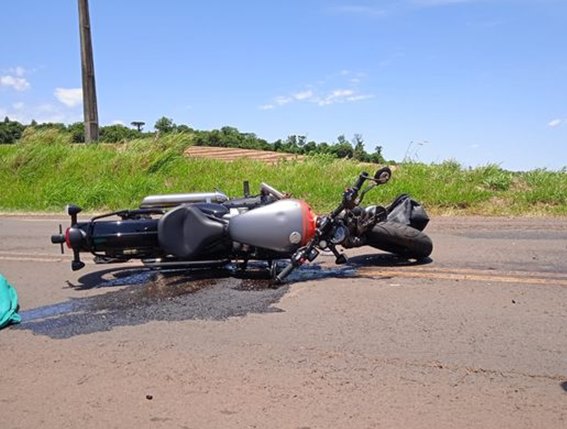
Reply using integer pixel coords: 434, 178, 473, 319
51, 167, 432, 283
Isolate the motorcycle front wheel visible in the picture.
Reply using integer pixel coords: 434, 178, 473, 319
366, 221, 433, 259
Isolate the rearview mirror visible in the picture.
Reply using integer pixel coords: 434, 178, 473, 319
374, 167, 392, 184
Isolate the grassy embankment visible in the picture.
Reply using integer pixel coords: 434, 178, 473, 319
1, 128, 565, 216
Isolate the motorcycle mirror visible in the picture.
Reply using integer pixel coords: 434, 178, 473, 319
374, 167, 392, 184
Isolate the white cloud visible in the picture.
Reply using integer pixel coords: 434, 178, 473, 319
293, 90, 314, 101
0, 66, 31, 91
318, 89, 376, 106
262, 88, 374, 109
274, 96, 293, 106
548, 118, 563, 128
318, 89, 355, 106
111, 120, 125, 126
346, 94, 375, 102
0, 75, 30, 91
260, 71, 374, 110
10, 66, 26, 77
0, 101, 81, 125
54, 88, 83, 107
259, 70, 374, 110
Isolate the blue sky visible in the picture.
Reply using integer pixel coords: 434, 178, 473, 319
1, 0, 566, 171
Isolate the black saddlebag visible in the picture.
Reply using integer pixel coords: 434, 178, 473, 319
386, 194, 430, 231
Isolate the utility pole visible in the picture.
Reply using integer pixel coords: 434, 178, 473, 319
78, 0, 99, 142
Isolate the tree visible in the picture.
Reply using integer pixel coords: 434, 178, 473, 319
303, 140, 317, 154
281, 135, 303, 153
370, 145, 385, 164
131, 121, 145, 132
67, 122, 85, 143
317, 142, 330, 154
352, 134, 367, 161
99, 124, 139, 143
330, 135, 354, 159
176, 124, 193, 133
220, 126, 241, 147
34, 122, 67, 132
154, 117, 176, 134
0, 117, 25, 144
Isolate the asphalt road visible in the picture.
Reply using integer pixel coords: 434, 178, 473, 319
1, 215, 566, 428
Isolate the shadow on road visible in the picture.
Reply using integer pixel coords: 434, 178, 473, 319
348, 253, 433, 267
68, 267, 156, 290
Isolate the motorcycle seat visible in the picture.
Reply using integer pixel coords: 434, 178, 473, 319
158, 204, 226, 258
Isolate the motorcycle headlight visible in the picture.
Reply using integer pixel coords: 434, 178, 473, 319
330, 224, 348, 245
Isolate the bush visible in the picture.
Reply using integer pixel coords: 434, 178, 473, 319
99, 124, 141, 143
0, 117, 25, 144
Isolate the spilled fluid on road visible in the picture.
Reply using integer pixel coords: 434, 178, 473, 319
15, 262, 358, 339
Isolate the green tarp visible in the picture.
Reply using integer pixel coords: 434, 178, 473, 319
0, 274, 21, 329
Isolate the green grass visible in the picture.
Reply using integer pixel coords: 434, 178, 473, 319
1, 132, 566, 216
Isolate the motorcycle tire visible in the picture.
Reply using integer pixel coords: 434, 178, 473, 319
366, 221, 433, 259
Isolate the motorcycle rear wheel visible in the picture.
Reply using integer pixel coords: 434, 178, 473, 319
366, 221, 433, 259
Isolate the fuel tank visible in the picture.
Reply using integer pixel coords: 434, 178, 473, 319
228, 199, 316, 253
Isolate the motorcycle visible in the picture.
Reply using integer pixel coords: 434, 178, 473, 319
51, 167, 433, 283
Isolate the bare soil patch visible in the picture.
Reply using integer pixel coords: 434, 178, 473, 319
185, 146, 304, 163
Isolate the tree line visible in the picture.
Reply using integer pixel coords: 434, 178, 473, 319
0, 116, 386, 163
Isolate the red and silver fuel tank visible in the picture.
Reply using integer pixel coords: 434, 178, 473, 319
228, 199, 316, 253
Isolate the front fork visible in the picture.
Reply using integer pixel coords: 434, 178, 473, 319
273, 205, 387, 283
273, 214, 350, 283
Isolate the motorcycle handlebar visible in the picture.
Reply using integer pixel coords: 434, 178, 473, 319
352, 172, 369, 192
330, 172, 369, 218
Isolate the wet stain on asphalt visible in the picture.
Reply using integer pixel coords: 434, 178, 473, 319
15, 262, 359, 339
